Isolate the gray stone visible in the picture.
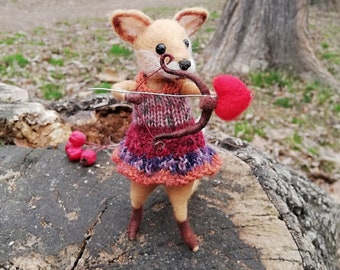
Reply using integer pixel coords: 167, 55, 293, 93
0, 83, 29, 103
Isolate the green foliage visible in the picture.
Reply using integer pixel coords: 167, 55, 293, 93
0, 37, 16, 45
63, 48, 79, 59
109, 44, 132, 57
48, 58, 64, 66
93, 82, 112, 94
334, 103, 340, 113
317, 88, 332, 104
0, 33, 25, 45
292, 132, 303, 145
320, 40, 340, 66
234, 121, 252, 141
205, 27, 216, 33
50, 71, 65, 80
58, 20, 72, 27
285, 132, 303, 151
40, 84, 63, 100
308, 147, 319, 156
274, 97, 292, 108
254, 127, 266, 138
1, 53, 29, 68
96, 35, 105, 42
210, 11, 219, 19
32, 27, 47, 35
322, 52, 340, 64
249, 70, 295, 89
320, 160, 336, 173
292, 117, 305, 126
303, 81, 333, 105
234, 121, 266, 142
321, 42, 329, 49
302, 86, 314, 103
191, 38, 201, 53
29, 40, 45, 46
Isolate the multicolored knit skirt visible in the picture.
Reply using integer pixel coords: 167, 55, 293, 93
112, 93, 221, 187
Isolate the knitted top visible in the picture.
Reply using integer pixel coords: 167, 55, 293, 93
112, 73, 221, 187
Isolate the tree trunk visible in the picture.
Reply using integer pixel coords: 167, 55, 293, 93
202, 0, 339, 89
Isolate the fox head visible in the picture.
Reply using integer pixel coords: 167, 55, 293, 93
110, 8, 208, 79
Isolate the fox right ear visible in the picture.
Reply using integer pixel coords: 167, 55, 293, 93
111, 10, 152, 45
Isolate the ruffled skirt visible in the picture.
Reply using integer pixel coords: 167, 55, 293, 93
112, 123, 221, 187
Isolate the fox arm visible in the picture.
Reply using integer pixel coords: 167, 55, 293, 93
111, 80, 136, 100
179, 79, 201, 95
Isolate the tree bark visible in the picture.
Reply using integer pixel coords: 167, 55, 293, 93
202, 0, 339, 89
219, 137, 340, 270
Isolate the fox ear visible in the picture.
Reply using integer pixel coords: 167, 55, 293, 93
111, 9, 152, 45
174, 8, 208, 36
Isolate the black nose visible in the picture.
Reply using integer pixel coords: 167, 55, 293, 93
179, 60, 191, 71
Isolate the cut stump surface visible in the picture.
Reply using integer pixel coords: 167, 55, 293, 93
0, 145, 304, 269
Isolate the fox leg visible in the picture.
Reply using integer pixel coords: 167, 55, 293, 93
128, 181, 157, 240
166, 180, 199, 252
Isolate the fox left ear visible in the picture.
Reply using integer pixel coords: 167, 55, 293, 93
174, 8, 208, 36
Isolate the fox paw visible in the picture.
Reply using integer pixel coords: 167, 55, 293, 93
128, 207, 143, 240
177, 219, 199, 252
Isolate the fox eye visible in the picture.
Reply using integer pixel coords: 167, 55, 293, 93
183, 39, 190, 48
155, 43, 166, 55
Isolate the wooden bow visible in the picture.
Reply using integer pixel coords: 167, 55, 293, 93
154, 54, 217, 141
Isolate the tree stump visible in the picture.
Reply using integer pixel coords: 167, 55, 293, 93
0, 142, 338, 269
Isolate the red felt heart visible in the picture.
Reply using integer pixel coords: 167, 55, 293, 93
213, 75, 252, 121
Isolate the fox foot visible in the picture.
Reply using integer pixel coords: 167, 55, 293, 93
177, 219, 199, 252
128, 207, 143, 240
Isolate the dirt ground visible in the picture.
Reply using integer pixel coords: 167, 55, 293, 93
0, 0, 216, 32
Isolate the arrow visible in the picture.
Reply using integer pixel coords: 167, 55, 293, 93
88, 88, 217, 98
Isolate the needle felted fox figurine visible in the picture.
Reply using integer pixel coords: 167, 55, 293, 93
110, 8, 222, 252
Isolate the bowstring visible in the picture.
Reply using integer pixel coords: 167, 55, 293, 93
133, 63, 164, 142
88, 88, 217, 98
